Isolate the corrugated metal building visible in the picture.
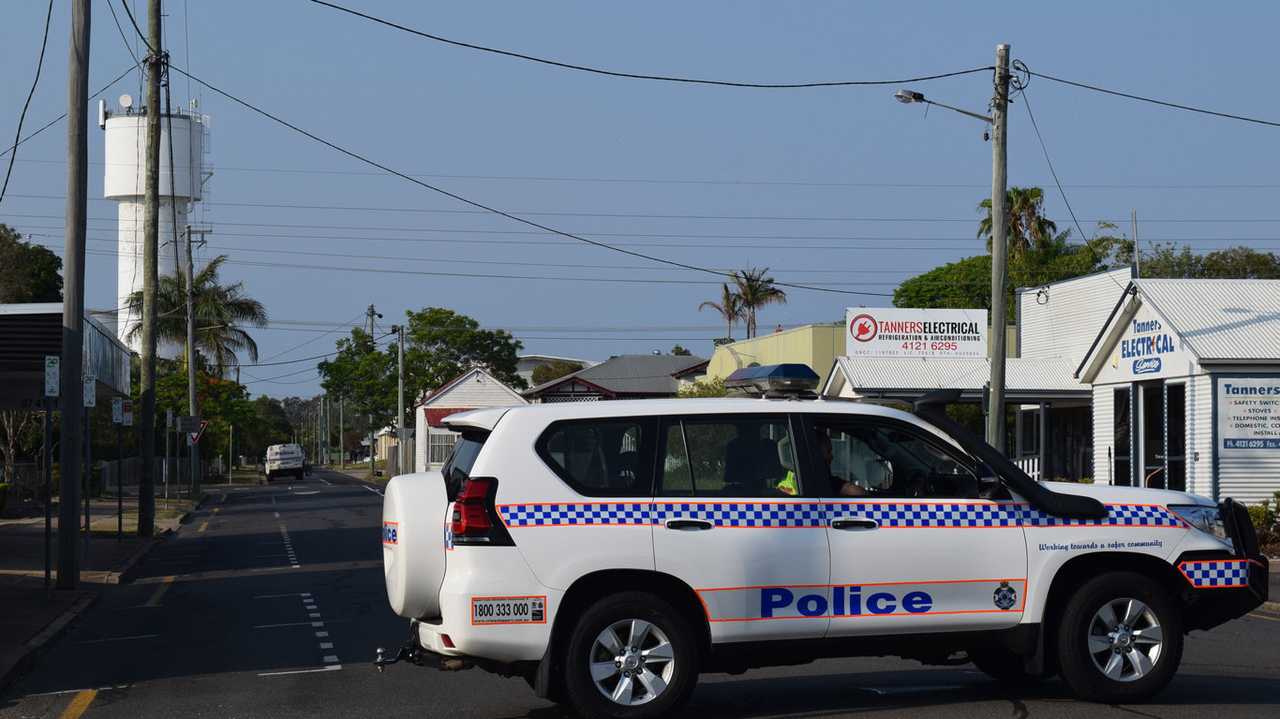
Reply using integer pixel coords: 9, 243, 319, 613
1077, 278, 1280, 503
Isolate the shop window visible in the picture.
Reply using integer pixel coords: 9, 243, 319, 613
1113, 387, 1131, 486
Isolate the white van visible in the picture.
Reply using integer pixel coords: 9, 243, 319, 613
377, 383, 1266, 718
265, 443, 304, 482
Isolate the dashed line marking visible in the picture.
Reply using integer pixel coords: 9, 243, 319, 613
323, 655, 340, 664
319, 642, 334, 649
253, 621, 321, 629
144, 576, 175, 607
308, 612, 321, 618
197, 521, 209, 533
318, 477, 332, 486
56, 689, 97, 719
315, 631, 329, 638
259, 665, 343, 677
77, 634, 159, 644
312, 621, 324, 628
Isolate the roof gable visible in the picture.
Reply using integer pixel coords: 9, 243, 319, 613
420, 367, 527, 408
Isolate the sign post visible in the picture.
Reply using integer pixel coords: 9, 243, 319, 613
42, 357, 58, 590
83, 374, 95, 554
164, 409, 173, 500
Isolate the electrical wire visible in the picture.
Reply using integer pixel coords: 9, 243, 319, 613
1018, 85, 1088, 243
305, 0, 994, 90
259, 311, 367, 362
119, 0, 159, 56
0, 65, 140, 159
106, 0, 142, 67
1027, 69, 1280, 129
0, 0, 55, 207
164, 63, 891, 297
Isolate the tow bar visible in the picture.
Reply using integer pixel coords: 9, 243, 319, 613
374, 626, 472, 673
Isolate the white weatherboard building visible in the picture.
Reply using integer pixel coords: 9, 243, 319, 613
823, 269, 1280, 503
101, 98, 209, 352
414, 367, 528, 471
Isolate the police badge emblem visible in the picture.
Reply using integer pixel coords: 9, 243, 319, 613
993, 581, 1018, 610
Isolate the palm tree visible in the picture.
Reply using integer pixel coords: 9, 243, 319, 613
126, 255, 268, 375
978, 186, 1059, 258
699, 283, 744, 341
732, 268, 787, 339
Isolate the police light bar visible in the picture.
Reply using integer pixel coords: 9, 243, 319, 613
724, 364, 820, 396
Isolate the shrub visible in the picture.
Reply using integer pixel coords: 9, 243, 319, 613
1248, 501, 1276, 533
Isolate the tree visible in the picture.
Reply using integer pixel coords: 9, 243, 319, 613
317, 328, 396, 438
0, 410, 39, 486
153, 362, 256, 474
670, 345, 692, 356
1116, 242, 1280, 279
125, 255, 268, 375
0, 224, 62, 302
698, 283, 744, 341
238, 396, 294, 461
531, 360, 583, 386
978, 186, 1058, 259
731, 268, 787, 339
401, 306, 526, 399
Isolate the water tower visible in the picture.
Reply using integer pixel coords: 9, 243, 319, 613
101, 94, 209, 352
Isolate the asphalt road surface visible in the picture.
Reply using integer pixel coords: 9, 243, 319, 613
3, 469, 1278, 718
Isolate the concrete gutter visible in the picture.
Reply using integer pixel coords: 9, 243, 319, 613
0, 592, 98, 695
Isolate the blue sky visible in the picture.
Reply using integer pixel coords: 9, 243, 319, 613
4, 1, 1280, 397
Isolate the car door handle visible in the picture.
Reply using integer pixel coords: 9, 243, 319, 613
666, 520, 713, 531
830, 518, 879, 531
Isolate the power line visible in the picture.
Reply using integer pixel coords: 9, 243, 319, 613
306, 0, 993, 90
1027, 69, 1280, 129
0, 0, 55, 207
119, 0, 159, 56
259, 311, 366, 362
1019, 84, 1088, 242
165, 63, 891, 297
106, 0, 142, 67
0, 65, 140, 159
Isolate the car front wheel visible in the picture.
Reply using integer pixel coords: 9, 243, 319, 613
563, 591, 698, 719
1056, 571, 1183, 703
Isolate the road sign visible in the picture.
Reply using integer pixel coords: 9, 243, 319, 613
177, 415, 201, 433
112, 397, 123, 423
121, 400, 133, 427
189, 420, 209, 446
44, 357, 59, 397
83, 375, 96, 408
166, 409, 174, 429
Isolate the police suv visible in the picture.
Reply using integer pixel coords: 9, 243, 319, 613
377, 366, 1267, 718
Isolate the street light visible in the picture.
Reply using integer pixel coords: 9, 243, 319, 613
893, 44, 1012, 453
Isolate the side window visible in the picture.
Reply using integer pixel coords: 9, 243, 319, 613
658, 416, 800, 497
537, 419, 653, 496
813, 419, 977, 499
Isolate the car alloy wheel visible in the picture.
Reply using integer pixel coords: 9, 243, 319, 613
1087, 597, 1164, 682
589, 618, 676, 706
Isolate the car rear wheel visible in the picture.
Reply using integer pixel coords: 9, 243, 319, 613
1056, 571, 1182, 703
563, 592, 698, 719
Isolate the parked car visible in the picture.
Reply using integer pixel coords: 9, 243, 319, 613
376, 376, 1266, 718
265, 443, 304, 482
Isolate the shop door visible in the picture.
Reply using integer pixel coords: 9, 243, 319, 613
1139, 382, 1187, 490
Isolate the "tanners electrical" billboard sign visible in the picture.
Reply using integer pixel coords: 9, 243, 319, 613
845, 308, 988, 359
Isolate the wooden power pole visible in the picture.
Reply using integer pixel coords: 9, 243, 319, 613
58, 0, 92, 589
136, 0, 163, 537
985, 43, 1011, 454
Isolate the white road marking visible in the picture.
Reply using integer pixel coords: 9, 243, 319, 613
317, 478, 332, 486
319, 642, 334, 649
292, 490, 320, 496
259, 665, 342, 677
362, 486, 384, 496
77, 634, 160, 644
253, 621, 321, 629
323, 655, 340, 664
273, 511, 280, 518
312, 621, 324, 628
308, 612, 321, 618
24, 685, 131, 698
315, 631, 329, 638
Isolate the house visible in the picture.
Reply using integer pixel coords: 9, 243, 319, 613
515, 354, 597, 386
706, 324, 844, 389
523, 354, 708, 403
414, 367, 528, 471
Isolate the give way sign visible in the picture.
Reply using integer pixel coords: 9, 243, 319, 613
188, 419, 209, 446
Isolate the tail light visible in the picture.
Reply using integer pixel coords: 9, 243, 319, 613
450, 477, 513, 546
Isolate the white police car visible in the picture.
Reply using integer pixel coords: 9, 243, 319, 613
376, 368, 1267, 718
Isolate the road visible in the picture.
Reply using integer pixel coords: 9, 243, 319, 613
3, 469, 1278, 718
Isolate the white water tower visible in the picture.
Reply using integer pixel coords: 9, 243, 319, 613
101, 94, 209, 352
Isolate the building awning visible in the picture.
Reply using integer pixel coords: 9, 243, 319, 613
0, 303, 131, 410
822, 355, 1089, 403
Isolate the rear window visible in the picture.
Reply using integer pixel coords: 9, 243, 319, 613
442, 433, 486, 500
536, 418, 654, 497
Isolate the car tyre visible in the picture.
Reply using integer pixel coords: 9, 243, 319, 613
1056, 571, 1182, 703
563, 591, 698, 719
969, 646, 1048, 687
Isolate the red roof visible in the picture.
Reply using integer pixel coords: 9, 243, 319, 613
425, 407, 475, 428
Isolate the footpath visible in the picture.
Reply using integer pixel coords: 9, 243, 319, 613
0, 495, 199, 693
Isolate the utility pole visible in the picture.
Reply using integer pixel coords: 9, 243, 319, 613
184, 225, 200, 493
396, 325, 406, 476
136, 0, 163, 539
339, 395, 344, 470
985, 43, 1011, 454
58, 0, 92, 589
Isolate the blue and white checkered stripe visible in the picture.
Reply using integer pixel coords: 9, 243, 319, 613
497, 501, 1188, 530
827, 502, 1020, 528
656, 502, 826, 528
1180, 560, 1250, 588
499, 503, 652, 527
1020, 504, 1183, 528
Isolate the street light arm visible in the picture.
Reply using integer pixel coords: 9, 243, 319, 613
924, 99, 993, 124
